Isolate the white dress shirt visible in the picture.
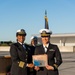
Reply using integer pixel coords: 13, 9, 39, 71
43, 44, 49, 52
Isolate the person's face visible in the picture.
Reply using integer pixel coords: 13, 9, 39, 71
41, 36, 50, 45
31, 40, 37, 46
16, 35, 25, 43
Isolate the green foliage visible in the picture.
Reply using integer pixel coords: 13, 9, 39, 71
0, 41, 13, 46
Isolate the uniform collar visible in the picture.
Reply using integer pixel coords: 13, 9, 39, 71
43, 43, 49, 48
18, 41, 24, 45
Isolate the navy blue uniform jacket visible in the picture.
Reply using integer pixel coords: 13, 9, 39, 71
10, 42, 32, 75
34, 43, 62, 75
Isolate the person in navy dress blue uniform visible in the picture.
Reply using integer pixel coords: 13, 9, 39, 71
30, 36, 38, 56
34, 29, 62, 75
29, 36, 38, 75
10, 29, 34, 75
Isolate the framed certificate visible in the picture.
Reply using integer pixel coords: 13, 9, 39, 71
32, 54, 48, 67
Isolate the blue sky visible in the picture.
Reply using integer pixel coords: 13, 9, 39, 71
0, 0, 75, 44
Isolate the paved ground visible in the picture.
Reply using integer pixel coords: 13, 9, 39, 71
0, 51, 10, 56
59, 52, 75, 75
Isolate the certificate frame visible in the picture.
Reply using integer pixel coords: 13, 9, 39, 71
32, 54, 48, 67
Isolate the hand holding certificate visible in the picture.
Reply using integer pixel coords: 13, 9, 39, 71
32, 54, 48, 67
